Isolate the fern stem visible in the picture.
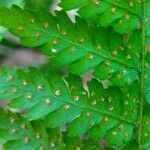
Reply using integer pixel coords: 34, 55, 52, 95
138, 0, 146, 149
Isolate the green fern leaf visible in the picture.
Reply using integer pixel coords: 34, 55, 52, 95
0, 6, 140, 88
0, 108, 65, 150
0, 26, 6, 42
0, 6, 56, 47
0, 0, 25, 42
59, 0, 142, 34
63, 135, 100, 150
0, 65, 140, 147
0, 108, 101, 150
0, 1, 149, 149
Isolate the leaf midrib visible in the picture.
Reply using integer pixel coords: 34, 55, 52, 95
39, 31, 139, 71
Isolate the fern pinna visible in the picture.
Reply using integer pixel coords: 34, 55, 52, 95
0, 0, 149, 149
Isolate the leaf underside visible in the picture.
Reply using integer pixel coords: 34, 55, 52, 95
0, 108, 99, 150
0, 0, 149, 149
0, 6, 142, 87
0, 65, 139, 148
60, 0, 142, 34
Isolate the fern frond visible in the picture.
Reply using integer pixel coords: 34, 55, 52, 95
0, 1, 149, 149
0, 65, 140, 147
63, 135, 100, 150
0, 108, 101, 150
0, 108, 65, 150
0, 0, 25, 42
0, 6, 141, 87
59, 0, 142, 34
